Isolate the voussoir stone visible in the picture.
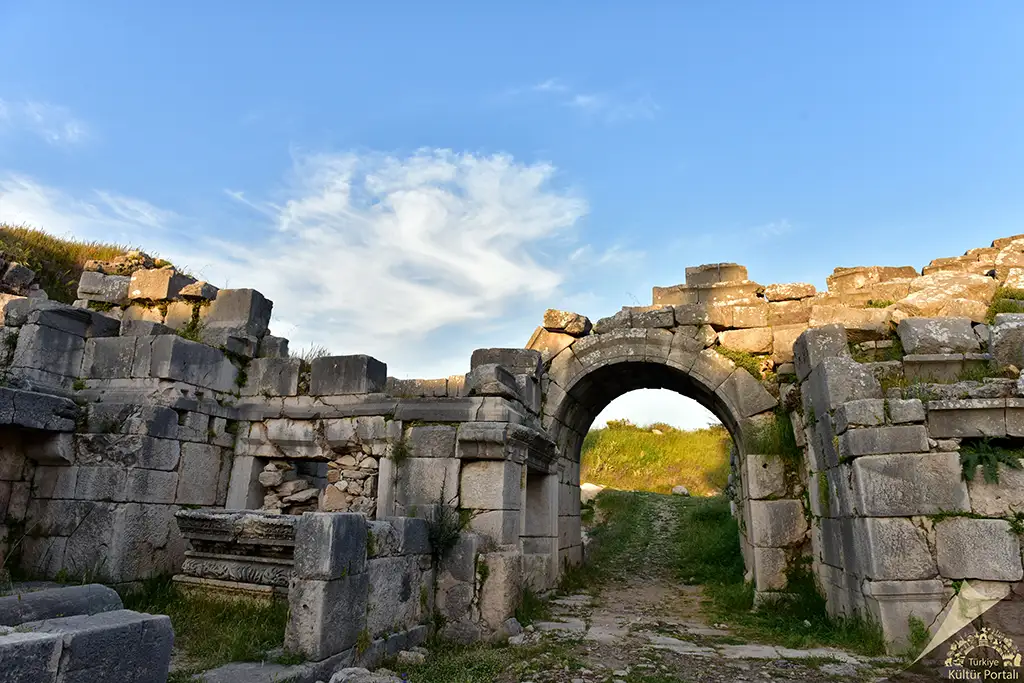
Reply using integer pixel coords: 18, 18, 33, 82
543, 309, 592, 336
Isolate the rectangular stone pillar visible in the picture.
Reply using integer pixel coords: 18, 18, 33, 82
460, 460, 523, 545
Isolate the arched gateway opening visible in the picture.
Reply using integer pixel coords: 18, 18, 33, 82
526, 320, 784, 593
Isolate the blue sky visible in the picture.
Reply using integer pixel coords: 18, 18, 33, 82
2, 2, 1023, 429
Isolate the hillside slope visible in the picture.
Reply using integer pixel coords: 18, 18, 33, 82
580, 419, 732, 496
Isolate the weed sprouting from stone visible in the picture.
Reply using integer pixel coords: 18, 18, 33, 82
959, 438, 1024, 484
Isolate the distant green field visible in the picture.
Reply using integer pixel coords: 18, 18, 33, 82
580, 419, 732, 496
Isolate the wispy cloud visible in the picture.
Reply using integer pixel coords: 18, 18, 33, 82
751, 219, 794, 240
0, 99, 89, 146
499, 79, 660, 124
0, 149, 601, 374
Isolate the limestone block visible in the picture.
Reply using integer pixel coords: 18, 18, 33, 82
118, 318, 173, 336
0, 388, 77, 432
120, 304, 163, 326
936, 518, 1023, 581
128, 268, 194, 300
672, 304, 710, 326
75, 434, 179, 471
805, 356, 882, 413
855, 517, 937, 580
927, 399, 1007, 438
286, 574, 369, 660
0, 631, 62, 681
175, 443, 224, 506
839, 425, 929, 458
861, 579, 947, 653
461, 460, 522, 510
224, 455, 264, 510
294, 512, 368, 580
808, 306, 891, 343
0, 294, 28, 327
180, 281, 218, 300
991, 313, 1024, 368
466, 364, 519, 401
310, 355, 386, 395
897, 317, 980, 355
793, 325, 849, 381
200, 288, 272, 338
77, 271, 130, 305
87, 403, 178, 439
383, 516, 431, 556
256, 334, 289, 359
125, 468, 178, 504
242, 357, 300, 397
887, 399, 925, 424
32, 465, 78, 499
826, 266, 918, 293
753, 547, 788, 591
10, 324, 84, 377
440, 532, 483, 583
163, 301, 194, 331
770, 324, 809, 365
396, 458, 460, 507
715, 369, 778, 419
74, 466, 127, 502
685, 263, 748, 286
406, 425, 456, 459
748, 500, 808, 547
542, 309, 591, 336
745, 453, 787, 500
903, 353, 965, 383
763, 282, 816, 302
718, 327, 772, 354
106, 503, 183, 582
851, 452, 969, 516
469, 509, 521, 544
148, 335, 238, 392
478, 551, 523, 631
593, 309, 631, 334
689, 349, 736, 391
80, 337, 135, 379
470, 348, 542, 377
767, 300, 811, 328
365, 555, 429, 638
969, 467, 1024, 516
525, 327, 575, 362
833, 399, 885, 434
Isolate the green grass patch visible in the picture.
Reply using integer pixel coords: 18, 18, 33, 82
715, 346, 768, 380
865, 299, 895, 309
515, 586, 551, 625
744, 408, 801, 466
986, 287, 1024, 324
671, 495, 746, 584
0, 224, 130, 304
393, 640, 584, 683
122, 576, 290, 677
580, 420, 731, 496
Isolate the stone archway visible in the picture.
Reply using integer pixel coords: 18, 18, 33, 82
525, 316, 783, 591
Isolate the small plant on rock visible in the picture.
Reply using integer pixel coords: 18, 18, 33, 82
959, 439, 1024, 484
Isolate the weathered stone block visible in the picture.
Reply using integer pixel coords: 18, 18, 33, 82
466, 364, 519, 401
125, 469, 178, 504
128, 268, 194, 300
839, 425, 929, 458
753, 547, 788, 591
525, 327, 576, 363
809, 306, 891, 343
470, 348, 542, 377
903, 353, 965, 383
715, 369, 778, 419
936, 518, 1023, 581
887, 398, 925, 424
927, 399, 1007, 438
461, 460, 522, 510
991, 313, 1024, 368
119, 318, 173, 337
969, 467, 1024, 516
11, 324, 84, 378
0, 584, 122, 627
897, 317, 979, 354
764, 282, 816, 301
87, 403, 178, 439
285, 574, 369, 661
77, 271, 130, 305
175, 443, 223, 505
396, 458, 460, 507
406, 425, 456, 459
689, 349, 736, 391
855, 517, 937, 580
148, 335, 238, 392
241, 357, 300, 397
32, 465, 78, 499
0, 388, 77, 432
478, 551, 523, 630
310, 355, 386, 395
200, 288, 272, 338
852, 452, 969, 516
718, 327, 772, 354
805, 356, 882, 413
294, 512, 368, 580
469, 509, 521, 544
745, 453, 787, 500
257, 335, 289, 359
685, 263, 748, 287
365, 555, 429, 638
542, 309, 591, 336
833, 399, 885, 434
0, 631, 62, 681
793, 325, 849, 381
748, 500, 807, 547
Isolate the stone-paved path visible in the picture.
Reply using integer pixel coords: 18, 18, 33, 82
504, 494, 904, 683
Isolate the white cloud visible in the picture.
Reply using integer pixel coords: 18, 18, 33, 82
502, 79, 659, 124
0, 149, 590, 372
752, 219, 794, 240
0, 99, 89, 146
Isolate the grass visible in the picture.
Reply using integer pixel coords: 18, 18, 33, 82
0, 224, 132, 303
744, 408, 802, 466
514, 586, 551, 625
865, 299, 895, 309
986, 287, 1024, 324
580, 420, 731, 496
392, 639, 585, 683
715, 346, 770, 381
122, 576, 290, 679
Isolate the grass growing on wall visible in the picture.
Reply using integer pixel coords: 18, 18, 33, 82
0, 223, 131, 303
986, 287, 1024, 324
123, 576, 291, 680
580, 419, 731, 495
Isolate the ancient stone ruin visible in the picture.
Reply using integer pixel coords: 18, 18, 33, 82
4, 234, 1024, 679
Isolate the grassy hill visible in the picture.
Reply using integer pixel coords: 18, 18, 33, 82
580, 419, 732, 496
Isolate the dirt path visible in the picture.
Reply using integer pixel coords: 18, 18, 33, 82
507, 494, 902, 683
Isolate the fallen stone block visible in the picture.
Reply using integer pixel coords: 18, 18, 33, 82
0, 631, 62, 683
0, 584, 123, 627
542, 309, 592, 336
